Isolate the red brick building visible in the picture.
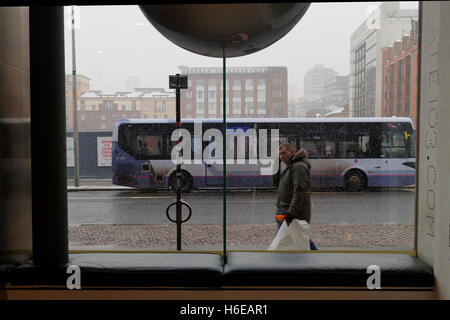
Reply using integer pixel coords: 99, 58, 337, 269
178, 66, 288, 118
381, 20, 419, 128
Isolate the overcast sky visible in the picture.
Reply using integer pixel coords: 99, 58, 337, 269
64, 2, 418, 101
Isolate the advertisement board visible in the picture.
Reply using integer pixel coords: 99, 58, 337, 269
97, 136, 113, 167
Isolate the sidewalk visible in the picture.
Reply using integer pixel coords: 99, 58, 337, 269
69, 222, 414, 251
67, 179, 415, 251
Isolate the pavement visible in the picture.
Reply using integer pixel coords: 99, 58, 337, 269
67, 179, 416, 251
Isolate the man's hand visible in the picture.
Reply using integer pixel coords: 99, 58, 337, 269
285, 213, 294, 226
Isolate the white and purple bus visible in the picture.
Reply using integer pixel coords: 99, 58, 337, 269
112, 117, 415, 192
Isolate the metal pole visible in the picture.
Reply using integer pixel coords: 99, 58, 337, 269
71, 6, 80, 187
176, 75, 182, 251
222, 49, 227, 262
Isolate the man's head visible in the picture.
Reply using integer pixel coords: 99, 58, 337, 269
279, 143, 294, 164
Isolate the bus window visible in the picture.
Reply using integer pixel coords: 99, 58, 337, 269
300, 139, 322, 159
324, 141, 336, 158
381, 124, 410, 158
336, 126, 370, 159
137, 135, 162, 156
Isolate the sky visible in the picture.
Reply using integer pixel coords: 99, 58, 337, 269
64, 2, 418, 101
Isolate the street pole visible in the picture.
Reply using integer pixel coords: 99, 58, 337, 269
71, 6, 80, 187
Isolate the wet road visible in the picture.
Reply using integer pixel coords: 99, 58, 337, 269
68, 189, 415, 225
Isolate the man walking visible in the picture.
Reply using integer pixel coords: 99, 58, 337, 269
275, 143, 317, 250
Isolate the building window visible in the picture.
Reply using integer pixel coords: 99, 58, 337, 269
121, 105, 126, 111
257, 90, 266, 102
154, 101, 161, 113
397, 59, 403, 116
272, 90, 282, 98
101, 123, 106, 130
233, 101, 241, 115
245, 102, 254, 116
101, 115, 105, 121
161, 101, 167, 112
208, 79, 216, 87
197, 91, 203, 99
196, 103, 204, 115
186, 90, 192, 99
186, 102, 192, 111
208, 102, 216, 115
257, 102, 266, 115
143, 105, 149, 111
80, 114, 85, 121
273, 78, 282, 86
273, 102, 281, 109
405, 55, 411, 116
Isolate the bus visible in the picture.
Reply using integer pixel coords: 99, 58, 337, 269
112, 117, 415, 192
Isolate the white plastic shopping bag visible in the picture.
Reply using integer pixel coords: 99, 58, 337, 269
268, 219, 310, 251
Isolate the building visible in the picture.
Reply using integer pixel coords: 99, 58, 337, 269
324, 75, 349, 110
381, 20, 419, 128
349, 2, 418, 117
303, 64, 338, 102
301, 65, 348, 117
178, 65, 288, 118
74, 89, 176, 131
65, 84, 176, 132
65, 74, 91, 131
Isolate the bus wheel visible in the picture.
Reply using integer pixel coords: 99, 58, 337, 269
169, 170, 194, 193
344, 170, 367, 192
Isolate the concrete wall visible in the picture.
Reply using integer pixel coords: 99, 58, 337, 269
0, 7, 32, 258
417, 1, 450, 300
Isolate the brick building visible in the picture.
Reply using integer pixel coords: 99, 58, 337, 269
75, 88, 176, 131
178, 65, 288, 118
381, 20, 419, 128
65, 76, 176, 132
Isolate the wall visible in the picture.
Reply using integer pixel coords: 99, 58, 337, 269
0, 7, 32, 259
417, 1, 450, 300
66, 131, 113, 179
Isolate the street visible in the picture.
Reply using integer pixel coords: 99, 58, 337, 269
68, 189, 415, 225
